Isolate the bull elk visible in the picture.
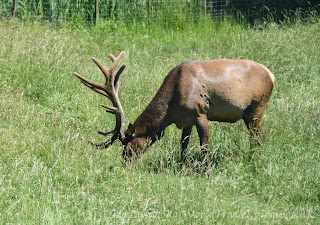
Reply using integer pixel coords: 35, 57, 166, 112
74, 51, 274, 163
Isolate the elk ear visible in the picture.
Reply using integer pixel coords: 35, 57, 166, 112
127, 123, 135, 136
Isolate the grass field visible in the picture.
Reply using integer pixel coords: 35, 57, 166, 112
0, 15, 319, 224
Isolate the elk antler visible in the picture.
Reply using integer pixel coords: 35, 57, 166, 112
74, 51, 126, 149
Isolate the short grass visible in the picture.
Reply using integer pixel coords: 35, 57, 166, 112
0, 16, 319, 224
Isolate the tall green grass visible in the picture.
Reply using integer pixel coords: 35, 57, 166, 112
0, 12, 319, 223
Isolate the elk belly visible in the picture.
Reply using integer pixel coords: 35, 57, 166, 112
207, 95, 246, 123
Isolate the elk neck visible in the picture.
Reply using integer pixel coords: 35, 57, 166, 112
132, 66, 180, 138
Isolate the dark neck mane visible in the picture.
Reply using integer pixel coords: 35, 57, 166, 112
133, 68, 178, 137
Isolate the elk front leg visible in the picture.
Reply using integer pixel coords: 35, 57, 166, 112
150, 130, 165, 146
180, 127, 192, 162
196, 115, 211, 166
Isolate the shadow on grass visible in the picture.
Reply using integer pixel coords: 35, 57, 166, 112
124, 147, 227, 177
123, 139, 264, 177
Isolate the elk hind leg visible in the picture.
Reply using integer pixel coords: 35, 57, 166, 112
243, 103, 267, 145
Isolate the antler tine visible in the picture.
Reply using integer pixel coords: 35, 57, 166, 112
114, 64, 126, 93
109, 51, 126, 73
109, 52, 126, 93
101, 104, 119, 114
74, 72, 109, 98
88, 138, 117, 150
91, 51, 126, 94
98, 129, 117, 136
101, 104, 118, 112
